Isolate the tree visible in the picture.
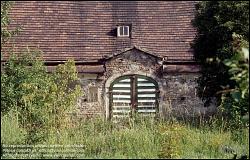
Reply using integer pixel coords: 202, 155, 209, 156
192, 1, 249, 126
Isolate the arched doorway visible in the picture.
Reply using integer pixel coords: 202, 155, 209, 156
109, 75, 159, 119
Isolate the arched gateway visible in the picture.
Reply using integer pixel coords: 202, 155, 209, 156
109, 75, 159, 120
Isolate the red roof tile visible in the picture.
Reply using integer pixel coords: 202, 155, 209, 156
2, 1, 197, 62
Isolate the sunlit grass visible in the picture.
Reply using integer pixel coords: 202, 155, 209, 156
1, 113, 249, 159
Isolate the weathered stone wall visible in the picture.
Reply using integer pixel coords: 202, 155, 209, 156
75, 49, 216, 119
76, 76, 105, 118
104, 49, 162, 79
161, 74, 217, 119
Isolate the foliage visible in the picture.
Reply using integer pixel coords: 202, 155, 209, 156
223, 34, 249, 102
192, 1, 249, 127
219, 34, 249, 128
1, 49, 82, 144
192, 1, 249, 105
1, 1, 20, 46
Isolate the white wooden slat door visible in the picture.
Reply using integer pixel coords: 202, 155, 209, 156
111, 77, 132, 119
110, 75, 158, 120
136, 77, 158, 115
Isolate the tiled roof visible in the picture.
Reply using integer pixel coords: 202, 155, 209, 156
2, 1, 197, 62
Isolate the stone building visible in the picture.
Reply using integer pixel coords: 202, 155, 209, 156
2, 1, 217, 120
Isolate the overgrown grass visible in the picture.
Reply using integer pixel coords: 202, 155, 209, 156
1, 113, 249, 159
1, 110, 27, 144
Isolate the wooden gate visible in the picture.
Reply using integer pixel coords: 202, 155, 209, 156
109, 75, 159, 120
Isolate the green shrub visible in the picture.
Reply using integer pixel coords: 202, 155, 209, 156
1, 49, 82, 144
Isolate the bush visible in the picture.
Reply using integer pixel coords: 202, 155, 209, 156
1, 49, 82, 144
192, 1, 249, 127
219, 34, 249, 128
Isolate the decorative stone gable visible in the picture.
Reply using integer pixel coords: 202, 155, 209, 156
104, 47, 162, 79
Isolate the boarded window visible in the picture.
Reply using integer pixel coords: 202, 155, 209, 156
88, 86, 98, 102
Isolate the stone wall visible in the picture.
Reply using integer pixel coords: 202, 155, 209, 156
75, 75, 105, 118
161, 74, 217, 119
75, 49, 216, 119
104, 49, 162, 79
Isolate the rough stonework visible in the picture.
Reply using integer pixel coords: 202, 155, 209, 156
161, 74, 217, 118
74, 48, 215, 119
75, 78, 104, 118
104, 48, 162, 79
